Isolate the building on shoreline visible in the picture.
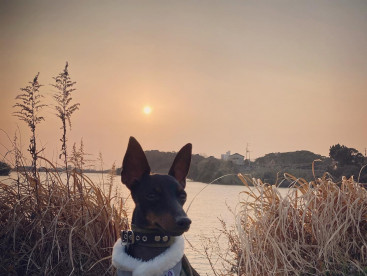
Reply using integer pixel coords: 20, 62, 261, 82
221, 151, 245, 166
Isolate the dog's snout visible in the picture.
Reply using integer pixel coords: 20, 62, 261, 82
176, 217, 192, 230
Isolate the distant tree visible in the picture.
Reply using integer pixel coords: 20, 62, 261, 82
329, 144, 364, 167
52, 62, 80, 194
13, 73, 46, 179
328, 144, 367, 182
0, 161, 11, 176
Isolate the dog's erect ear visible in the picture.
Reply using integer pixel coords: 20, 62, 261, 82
169, 143, 192, 188
121, 137, 151, 189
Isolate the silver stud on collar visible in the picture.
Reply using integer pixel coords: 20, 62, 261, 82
142, 236, 147, 242
155, 236, 161, 242
162, 236, 169, 242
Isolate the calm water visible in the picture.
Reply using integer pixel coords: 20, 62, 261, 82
1, 172, 289, 275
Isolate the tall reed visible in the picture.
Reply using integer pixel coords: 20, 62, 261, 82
214, 173, 367, 275
0, 157, 128, 275
13, 73, 46, 207
52, 62, 80, 194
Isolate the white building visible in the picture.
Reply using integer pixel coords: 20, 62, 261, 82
228, 153, 245, 165
221, 151, 231, 161
221, 151, 245, 165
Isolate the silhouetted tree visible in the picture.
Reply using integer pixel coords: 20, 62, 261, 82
52, 62, 80, 194
0, 161, 11, 176
13, 73, 46, 179
329, 144, 367, 182
329, 144, 364, 167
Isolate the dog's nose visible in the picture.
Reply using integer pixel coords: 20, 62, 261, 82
176, 217, 192, 230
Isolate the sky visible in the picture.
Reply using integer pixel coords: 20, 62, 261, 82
1, 0, 367, 169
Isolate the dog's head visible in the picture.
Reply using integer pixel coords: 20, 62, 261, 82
121, 137, 192, 236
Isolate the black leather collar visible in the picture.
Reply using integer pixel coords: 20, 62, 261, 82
121, 229, 173, 247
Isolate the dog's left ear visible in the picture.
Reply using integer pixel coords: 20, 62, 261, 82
169, 143, 192, 188
121, 137, 151, 190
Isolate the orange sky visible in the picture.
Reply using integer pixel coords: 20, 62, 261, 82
1, 0, 367, 168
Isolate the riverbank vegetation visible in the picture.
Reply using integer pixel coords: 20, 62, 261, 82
209, 172, 367, 275
128, 147, 366, 186
0, 64, 128, 275
0, 158, 128, 275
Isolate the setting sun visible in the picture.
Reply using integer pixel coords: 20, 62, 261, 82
143, 105, 152, 115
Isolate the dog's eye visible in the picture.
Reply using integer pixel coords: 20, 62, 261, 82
146, 193, 160, 201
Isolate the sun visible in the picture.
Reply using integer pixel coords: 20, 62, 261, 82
143, 105, 152, 115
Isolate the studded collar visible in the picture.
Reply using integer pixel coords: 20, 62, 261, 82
121, 225, 174, 248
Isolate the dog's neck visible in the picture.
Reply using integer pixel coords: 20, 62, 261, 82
127, 216, 173, 261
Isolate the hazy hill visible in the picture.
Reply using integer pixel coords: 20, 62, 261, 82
251, 151, 331, 186
255, 151, 325, 167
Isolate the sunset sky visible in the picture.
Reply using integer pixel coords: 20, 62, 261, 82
1, 0, 367, 168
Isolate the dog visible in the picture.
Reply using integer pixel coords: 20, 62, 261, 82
112, 137, 199, 276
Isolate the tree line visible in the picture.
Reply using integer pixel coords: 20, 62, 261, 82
115, 145, 367, 186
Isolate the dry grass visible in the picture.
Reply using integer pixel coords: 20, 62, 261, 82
0, 157, 128, 275
214, 172, 367, 276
